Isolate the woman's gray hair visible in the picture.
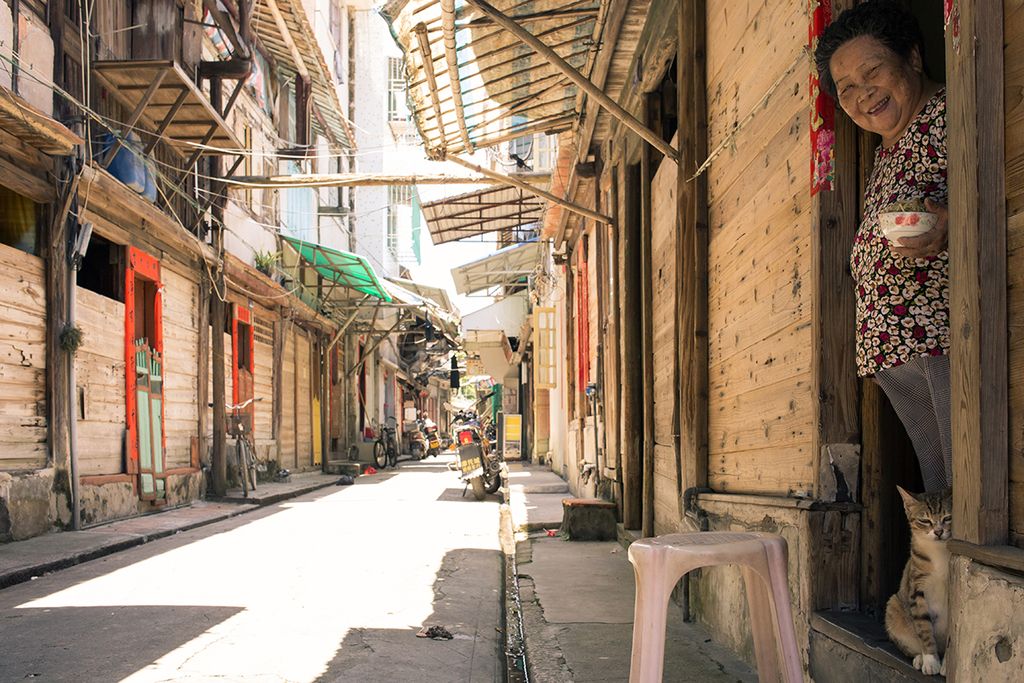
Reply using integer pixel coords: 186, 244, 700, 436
814, 0, 925, 98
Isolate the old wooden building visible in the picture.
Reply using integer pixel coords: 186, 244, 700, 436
0, 0, 458, 543
386, 0, 1024, 678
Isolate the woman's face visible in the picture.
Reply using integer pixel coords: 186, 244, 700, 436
830, 34, 925, 146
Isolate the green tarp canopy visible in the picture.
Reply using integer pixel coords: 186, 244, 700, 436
281, 235, 392, 302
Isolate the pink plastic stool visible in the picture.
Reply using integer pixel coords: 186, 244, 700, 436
627, 531, 802, 683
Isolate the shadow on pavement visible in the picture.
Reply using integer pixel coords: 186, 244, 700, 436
0, 604, 242, 681
315, 547, 504, 683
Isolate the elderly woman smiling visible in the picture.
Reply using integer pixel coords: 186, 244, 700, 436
815, 1, 951, 492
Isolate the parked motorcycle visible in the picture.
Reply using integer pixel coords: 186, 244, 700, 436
453, 412, 502, 500
421, 417, 441, 457
408, 424, 427, 461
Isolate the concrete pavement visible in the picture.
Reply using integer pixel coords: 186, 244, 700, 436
0, 455, 504, 682
0, 470, 339, 590
506, 462, 756, 682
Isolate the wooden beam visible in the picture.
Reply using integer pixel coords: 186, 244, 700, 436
440, 0, 474, 152
101, 69, 167, 168
143, 88, 190, 155
621, 161, 643, 531
464, 0, 679, 165
222, 171, 550, 189
414, 23, 447, 156
811, 0, 859, 502
447, 155, 612, 224
947, 0, 1008, 545
348, 315, 404, 376
677, 0, 709, 506
266, 0, 309, 79
639, 128, 655, 538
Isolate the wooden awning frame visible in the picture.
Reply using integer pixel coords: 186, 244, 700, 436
92, 60, 242, 159
421, 185, 544, 244
0, 84, 82, 155
251, 0, 355, 149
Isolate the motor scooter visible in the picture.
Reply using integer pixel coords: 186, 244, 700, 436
453, 412, 501, 500
421, 417, 441, 457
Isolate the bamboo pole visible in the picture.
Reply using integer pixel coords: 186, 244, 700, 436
413, 23, 447, 155
221, 172, 550, 189
446, 155, 612, 224
440, 0, 474, 152
266, 0, 309, 79
463, 0, 679, 164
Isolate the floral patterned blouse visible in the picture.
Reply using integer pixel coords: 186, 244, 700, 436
851, 88, 949, 377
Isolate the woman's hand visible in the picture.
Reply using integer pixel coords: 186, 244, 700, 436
889, 198, 948, 259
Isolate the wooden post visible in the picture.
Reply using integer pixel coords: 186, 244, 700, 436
810, 93, 860, 499
676, 0, 709, 508
639, 130, 656, 538
46, 161, 71, 510
621, 161, 644, 531
197, 276, 210, 466
210, 76, 228, 496
946, 2, 1008, 545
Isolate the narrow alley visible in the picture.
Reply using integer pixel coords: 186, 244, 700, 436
0, 457, 503, 682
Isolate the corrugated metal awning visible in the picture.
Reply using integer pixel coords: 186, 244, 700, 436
381, 0, 600, 157
451, 239, 543, 295
252, 0, 354, 150
421, 185, 544, 245
281, 235, 391, 301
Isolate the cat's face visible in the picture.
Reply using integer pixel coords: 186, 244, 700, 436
898, 486, 952, 541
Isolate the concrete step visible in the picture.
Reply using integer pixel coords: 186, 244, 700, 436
325, 460, 364, 477
518, 482, 570, 494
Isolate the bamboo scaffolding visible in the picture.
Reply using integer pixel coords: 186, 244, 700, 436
464, 0, 679, 164
441, 0, 474, 152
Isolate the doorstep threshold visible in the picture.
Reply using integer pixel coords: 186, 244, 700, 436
811, 610, 941, 682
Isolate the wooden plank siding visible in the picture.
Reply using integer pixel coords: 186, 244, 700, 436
651, 152, 679, 534
947, 0, 1009, 545
705, 0, 815, 496
0, 244, 48, 469
280, 326, 297, 469
161, 267, 200, 470
75, 287, 126, 476
253, 314, 275, 456
1005, 0, 1024, 547
295, 328, 313, 468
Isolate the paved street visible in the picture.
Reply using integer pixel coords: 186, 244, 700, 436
0, 456, 503, 683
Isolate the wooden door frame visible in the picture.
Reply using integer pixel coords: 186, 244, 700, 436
945, 1, 1009, 548
124, 246, 164, 487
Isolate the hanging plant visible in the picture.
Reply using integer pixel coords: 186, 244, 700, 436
254, 250, 279, 276
60, 324, 85, 355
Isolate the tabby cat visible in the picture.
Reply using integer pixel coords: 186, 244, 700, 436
885, 486, 952, 676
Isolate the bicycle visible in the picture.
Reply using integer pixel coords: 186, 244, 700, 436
224, 397, 262, 497
372, 416, 399, 469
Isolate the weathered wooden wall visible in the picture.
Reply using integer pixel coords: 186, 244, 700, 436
0, 244, 48, 470
705, 0, 814, 496
253, 312, 276, 457
75, 287, 126, 476
651, 153, 679, 533
161, 266, 200, 470
295, 328, 313, 468
1005, 0, 1024, 547
280, 325, 297, 469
